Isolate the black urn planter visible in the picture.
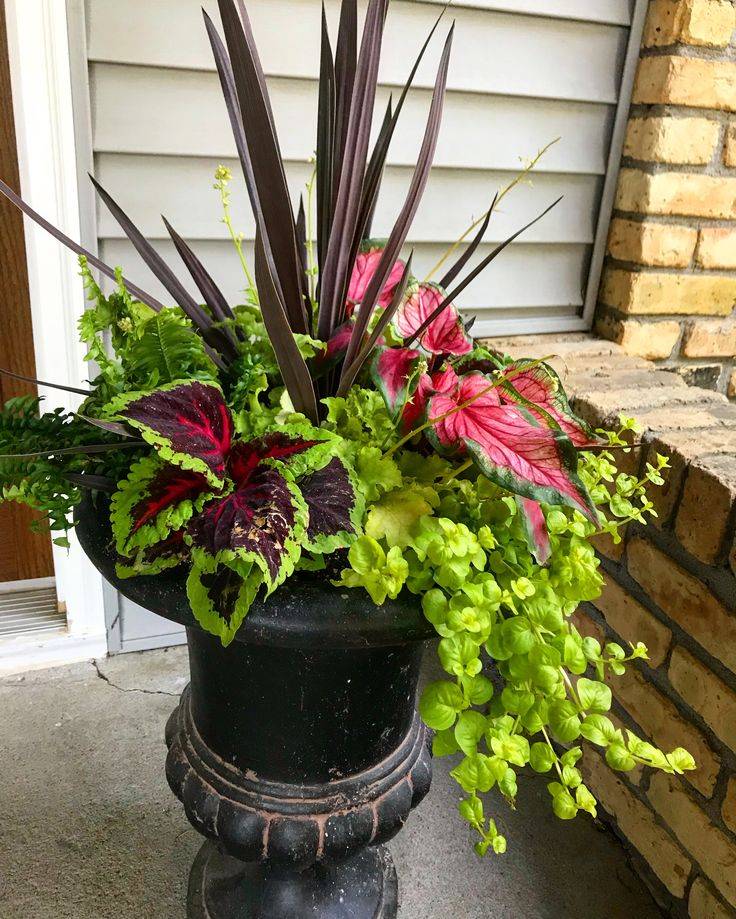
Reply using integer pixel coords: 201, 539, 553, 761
76, 496, 436, 918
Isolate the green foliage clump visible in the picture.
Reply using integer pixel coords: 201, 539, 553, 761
338, 417, 694, 855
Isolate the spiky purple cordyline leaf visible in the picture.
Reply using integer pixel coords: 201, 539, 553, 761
318, 0, 389, 342
217, 0, 307, 335
338, 24, 454, 394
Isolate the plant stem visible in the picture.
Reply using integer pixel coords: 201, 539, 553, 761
215, 167, 257, 297
421, 138, 559, 284
440, 457, 473, 484
305, 161, 318, 308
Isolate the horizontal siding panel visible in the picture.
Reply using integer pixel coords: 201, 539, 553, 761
94, 153, 601, 245
87, 0, 628, 103
420, 1, 631, 25
91, 65, 614, 176
99, 238, 587, 313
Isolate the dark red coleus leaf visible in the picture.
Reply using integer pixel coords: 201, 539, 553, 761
298, 457, 359, 547
499, 361, 598, 448
188, 466, 298, 583
228, 434, 320, 487
117, 381, 233, 485
130, 467, 210, 534
117, 529, 188, 577
426, 370, 596, 519
198, 564, 244, 625
370, 346, 423, 419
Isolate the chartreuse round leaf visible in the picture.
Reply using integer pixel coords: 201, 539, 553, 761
419, 680, 466, 731
450, 754, 495, 794
530, 742, 557, 774
580, 714, 617, 747
438, 633, 482, 678
577, 678, 612, 714
433, 727, 461, 757
667, 748, 696, 773
462, 673, 494, 706
605, 743, 637, 772
455, 710, 488, 755
548, 701, 582, 743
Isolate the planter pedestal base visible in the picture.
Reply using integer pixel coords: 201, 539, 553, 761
187, 841, 398, 919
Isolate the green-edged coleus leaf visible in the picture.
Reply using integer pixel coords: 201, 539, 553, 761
187, 465, 307, 594
110, 455, 219, 556
515, 496, 551, 566
187, 555, 263, 647
106, 381, 233, 487
370, 346, 423, 419
426, 368, 597, 520
298, 456, 363, 553
116, 529, 189, 579
499, 360, 598, 448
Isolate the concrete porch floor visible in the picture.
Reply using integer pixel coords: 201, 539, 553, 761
0, 648, 662, 919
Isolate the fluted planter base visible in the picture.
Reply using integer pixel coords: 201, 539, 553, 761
187, 842, 397, 919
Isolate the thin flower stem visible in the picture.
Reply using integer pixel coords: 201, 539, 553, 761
305, 161, 317, 306
439, 458, 473, 484
215, 166, 257, 296
421, 138, 559, 285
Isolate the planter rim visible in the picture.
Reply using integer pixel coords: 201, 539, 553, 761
75, 494, 436, 650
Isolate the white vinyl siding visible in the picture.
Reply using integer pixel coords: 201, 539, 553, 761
82, 0, 635, 336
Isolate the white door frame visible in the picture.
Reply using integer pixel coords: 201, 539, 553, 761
1, 0, 108, 672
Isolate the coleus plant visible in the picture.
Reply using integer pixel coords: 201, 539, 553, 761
0, 0, 694, 856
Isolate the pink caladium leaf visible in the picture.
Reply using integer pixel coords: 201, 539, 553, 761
314, 320, 355, 374
187, 465, 305, 590
426, 371, 596, 519
346, 241, 406, 314
400, 364, 459, 433
370, 346, 424, 419
516, 496, 551, 566
393, 283, 472, 356
112, 381, 233, 487
499, 360, 598, 448
298, 456, 363, 553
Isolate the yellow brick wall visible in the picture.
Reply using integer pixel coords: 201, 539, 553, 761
596, 0, 736, 401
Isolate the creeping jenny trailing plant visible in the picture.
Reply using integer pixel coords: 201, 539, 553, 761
0, 0, 694, 854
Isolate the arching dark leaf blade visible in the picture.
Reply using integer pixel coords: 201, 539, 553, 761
317, 0, 389, 341
0, 367, 90, 397
254, 232, 319, 423
408, 196, 563, 346
217, 0, 307, 335
339, 25, 454, 389
439, 192, 497, 289
316, 3, 336, 278
0, 178, 164, 312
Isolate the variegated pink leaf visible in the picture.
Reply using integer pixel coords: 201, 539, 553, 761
426, 371, 596, 519
500, 360, 598, 448
516, 496, 551, 566
393, 283, 472, 356
400, 364, 459, 433
370, 346, 423, 419
346, 241, 406, 314
315, 320, 355, 373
